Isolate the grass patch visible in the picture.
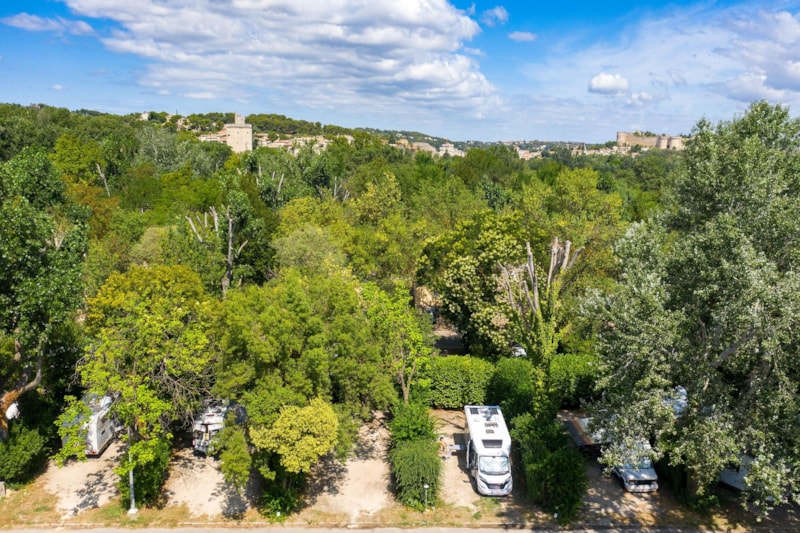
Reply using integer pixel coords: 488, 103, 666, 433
0, 479, 62, 525
73, 498, 194, 527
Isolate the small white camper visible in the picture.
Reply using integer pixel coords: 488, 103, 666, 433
74, 394, 119, 457
464, 405, 513, 496
192, 400, 245, 455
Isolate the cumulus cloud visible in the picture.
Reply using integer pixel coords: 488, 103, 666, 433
588, 72, 629, 95
2, 13, 94, 35
52, 84, 64, 91
40, 0, 496, 119
716, 10, 800, 95
481, 6, 509, 27
508, 31, 536, 42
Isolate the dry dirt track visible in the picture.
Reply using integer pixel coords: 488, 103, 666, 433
27, 409, 800, 530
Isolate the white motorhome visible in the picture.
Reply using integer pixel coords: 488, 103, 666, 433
464, 405, 513, 496
192, 399, 245, 455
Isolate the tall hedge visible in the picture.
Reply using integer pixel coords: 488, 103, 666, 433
426, 355, 494, 409
389, 438, 441, 510
388, 400, 441, 509
549, 353, 598, 408
511, 413, 587, 524
486, 357, 537, 421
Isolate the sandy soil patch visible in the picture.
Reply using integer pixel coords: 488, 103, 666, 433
300, 412, 392, 524
42, 440, 122, 518
162, 446, 254, 518
432, 408, 480, 509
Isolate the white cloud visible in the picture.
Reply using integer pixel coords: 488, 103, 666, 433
481, 6, 508, 27
50, 0, 496, 121
723, 73, 788, 103
508, 31, 536, 42
588, 73, 629, 95
2, 13, 94, 35
52, 84, 64, 91
183, 91, 216, 100
517, 3, 800, 140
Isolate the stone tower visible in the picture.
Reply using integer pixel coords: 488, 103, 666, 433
224, 113, 253, 153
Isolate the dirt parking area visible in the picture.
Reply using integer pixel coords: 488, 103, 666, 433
42, 440, 123, 519
162, 445, 254, 519
296, 411, 392, 524
17, 408, 800, 530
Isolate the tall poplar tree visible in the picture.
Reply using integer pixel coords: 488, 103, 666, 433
591, 102, 800, 514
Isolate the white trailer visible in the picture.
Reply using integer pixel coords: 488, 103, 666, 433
464, 405, 512, 496
77, 394, 119, 457
192, 399, 245, 455
719, 454, 754, 491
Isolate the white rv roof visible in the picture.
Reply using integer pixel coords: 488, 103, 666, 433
464, 405, 511, 453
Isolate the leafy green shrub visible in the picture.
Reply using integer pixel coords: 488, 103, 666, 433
389, 401, 435, 442
389, 438, 441, 510
511, 413, 587, 524
486, 357, 536, 421
117, 437, 171, 508
426, 355, 495, 409
259, 481, 303, 520
0, 424, 47, 482
549, 353, 599, 407
217, 425, 252, 493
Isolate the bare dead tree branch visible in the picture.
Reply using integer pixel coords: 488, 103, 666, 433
185, 216, 202, 242
95, 162, 110, 197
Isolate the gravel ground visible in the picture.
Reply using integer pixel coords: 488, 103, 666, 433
36, 408, 800, 530
43, 440, 122, 519
299, 412, 391, 524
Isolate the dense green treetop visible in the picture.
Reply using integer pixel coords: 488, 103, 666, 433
590, 102, 800, 514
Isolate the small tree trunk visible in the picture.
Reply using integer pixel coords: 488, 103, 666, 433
0, 347, 43, 443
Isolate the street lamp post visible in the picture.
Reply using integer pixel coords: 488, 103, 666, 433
423, 483, 429, 510
127, 427, 137, 515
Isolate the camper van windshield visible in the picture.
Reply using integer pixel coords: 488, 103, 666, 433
625, 457, 653, 470
479, 455, 509, 475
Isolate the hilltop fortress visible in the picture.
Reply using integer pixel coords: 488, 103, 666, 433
616, 131, 685, 150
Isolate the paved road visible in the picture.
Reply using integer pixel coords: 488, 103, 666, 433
0, 525, 776, 533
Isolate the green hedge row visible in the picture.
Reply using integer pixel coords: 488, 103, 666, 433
387, 401, 440, 510
427, 352, 599, 413
426, 355, 495, 409
511, 413, 587, 524
389, 438, 442, 510
549, 353, 599, 408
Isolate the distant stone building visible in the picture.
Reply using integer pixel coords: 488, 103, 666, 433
616, 131, 685, 150
438, 142, 464, 157
225, 114, 253, 153
411, 142, 437, 154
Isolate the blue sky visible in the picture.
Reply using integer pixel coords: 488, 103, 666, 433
2, 1, 800, 142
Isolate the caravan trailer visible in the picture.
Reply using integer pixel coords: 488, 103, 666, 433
192, 400, 245, 455
464, 405, 513, 496
66, 394, 119, 457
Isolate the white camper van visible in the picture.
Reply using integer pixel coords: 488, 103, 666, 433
564, 415, 658, 493
192, 399, 245, 455
610, 441, 659, 493
719, 454, 754, 491
464, 405, 513, 496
